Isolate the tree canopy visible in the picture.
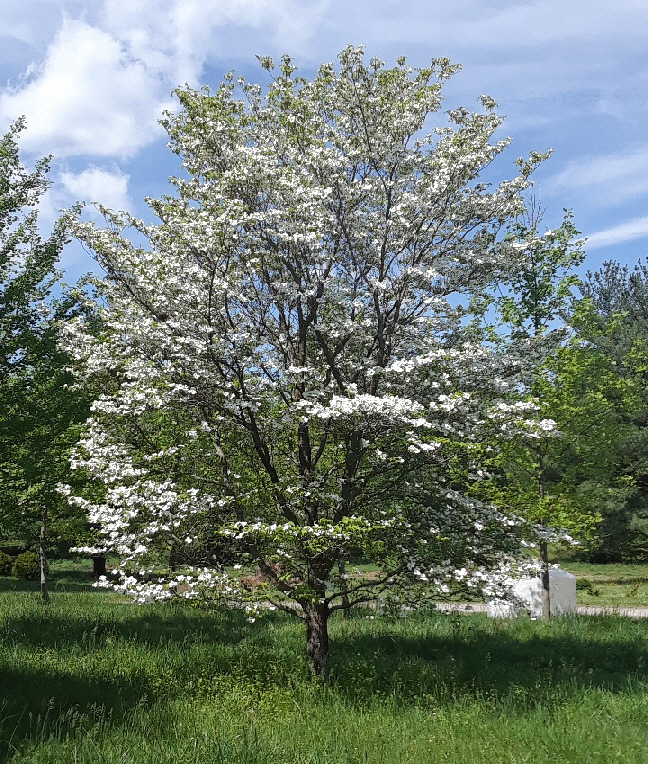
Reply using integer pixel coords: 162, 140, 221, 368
62, 48, 566, 677
0, 120, 95, 594
575, 260, 648, 561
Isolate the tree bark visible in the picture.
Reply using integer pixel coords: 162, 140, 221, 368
39, 522, 49, 604
338, 558, 351, 619
303, 603, 330, 682
537, 458, 550, 620
540, 539, 550, 620
92, 555, 107, 578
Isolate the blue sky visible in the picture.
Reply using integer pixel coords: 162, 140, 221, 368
2, 0, 648, 282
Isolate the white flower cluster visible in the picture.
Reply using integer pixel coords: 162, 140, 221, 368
59, 47, 553, 616
97, 567, 248, 607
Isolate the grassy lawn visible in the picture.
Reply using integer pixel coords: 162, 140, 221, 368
560, 563, 648, 608
8, 557, 648, 605
0, 559, 113, 596
1, 590, 648, 763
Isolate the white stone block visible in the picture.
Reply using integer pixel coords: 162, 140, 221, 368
513, 575, 545, 617
486, 568, 576, 618
548, 568, 577, 615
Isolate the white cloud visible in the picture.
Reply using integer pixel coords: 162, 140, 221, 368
60, 166, 133, 212
0, 19, 170, 158
4, 0, 648, 279
0, 2, 331, 160
0, 1, 74, 48
314, 0, 648, 51
547, 149, 648, 207
585, 217, 648, 250
100, 0, 331, 84
31, 166, 133, 242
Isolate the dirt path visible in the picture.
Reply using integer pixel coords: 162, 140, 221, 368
435, 603, 648, 618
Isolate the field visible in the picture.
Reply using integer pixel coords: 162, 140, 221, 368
564, 563, 648, 608
2, 562, 648, 764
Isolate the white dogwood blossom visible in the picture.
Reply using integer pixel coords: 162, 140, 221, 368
61, 48, 559, 678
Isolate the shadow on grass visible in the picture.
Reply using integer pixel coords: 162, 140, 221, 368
0, 665, 144, 748
330, 615, 648, 704
1, 606, 648, 759
0, 572, 97, 594
0, 608, 254, 650
0, 607, 259, 762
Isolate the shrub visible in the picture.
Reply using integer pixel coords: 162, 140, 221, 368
576, 578, 600, 596
0, 551, 12, 575
12, 551, 41, 580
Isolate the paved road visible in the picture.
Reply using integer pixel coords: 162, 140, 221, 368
435, 603, 648, 618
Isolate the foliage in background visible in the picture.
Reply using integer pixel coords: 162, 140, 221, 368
577, 260, 648, 562
472, 211, 599, 544
0, 551, 11, 575
468, 212, 648, 575
11, 550, 42, 580
480, 302, 639, 547
0, 120, 97, 567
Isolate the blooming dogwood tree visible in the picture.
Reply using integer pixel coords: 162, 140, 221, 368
62, 48, 556, 678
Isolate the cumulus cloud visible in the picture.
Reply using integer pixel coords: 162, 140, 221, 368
3, 0, 648, 276
100, 0, 331, 83
0, 19, 171, 158
585, 217, 648, 250
0, 1, 332, 160
31, 166, 133, 243
60, 166, 133, 212
0, 0, 74, 48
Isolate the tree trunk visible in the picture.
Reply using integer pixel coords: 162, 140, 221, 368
169, 543, 178, 572
303, 603, 330, 682
92, 555, 107, 578
540, 539, 550, 619
537, 461, 550, 620
338, 558, 351, 619
39, 522, 49, 604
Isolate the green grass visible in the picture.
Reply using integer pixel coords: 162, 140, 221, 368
560, 563, 648, 607
2, 592, 648, 763
0, 559, 111, 595
562, 563, 648, 579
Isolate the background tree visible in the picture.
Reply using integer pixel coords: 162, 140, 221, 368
64, 48, 557, 679
477, 211, 644, 611
478, 221, 646, 580
0, 120, 96, 598
480, 307, 637, 556
473, 210, 583, 614
577, 260, 648, 561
